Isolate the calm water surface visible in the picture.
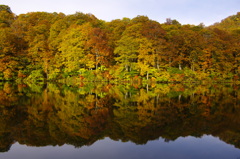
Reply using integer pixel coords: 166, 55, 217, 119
0, 82, 240, 159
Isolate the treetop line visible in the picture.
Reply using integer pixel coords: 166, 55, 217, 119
0, 5, 239, 83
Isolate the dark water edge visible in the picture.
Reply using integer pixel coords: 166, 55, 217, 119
0, 82, 240, 158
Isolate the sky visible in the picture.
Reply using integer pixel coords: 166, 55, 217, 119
1, 0, 239, 26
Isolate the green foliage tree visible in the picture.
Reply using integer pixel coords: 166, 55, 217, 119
58, 24, 89, 72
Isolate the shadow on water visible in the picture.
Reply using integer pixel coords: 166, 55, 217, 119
0, 82, 240, 152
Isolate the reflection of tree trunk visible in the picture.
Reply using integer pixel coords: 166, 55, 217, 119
169, 57, 171, 67
178, 94, 181, 102
168, 97, 171, 107
43, 58, 49, 79
191, 60, 195, 71
154, 96, 159, 107
95, 93, 98, 109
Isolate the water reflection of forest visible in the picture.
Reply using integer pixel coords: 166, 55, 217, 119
0, 82, 240, 152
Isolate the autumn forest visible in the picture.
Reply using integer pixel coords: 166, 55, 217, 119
0, 5, 240, 83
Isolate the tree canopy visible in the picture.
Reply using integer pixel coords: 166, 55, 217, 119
0, 5, 239, 83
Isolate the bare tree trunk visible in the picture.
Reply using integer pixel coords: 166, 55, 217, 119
179, 63, 182, 70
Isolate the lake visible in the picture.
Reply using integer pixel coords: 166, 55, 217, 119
0, 82, 240, 159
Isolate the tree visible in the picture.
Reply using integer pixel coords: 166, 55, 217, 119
58, 24, 89, 72
106, 18, 130, 49
165, 25, 203, 70
48, 19, 68, 53
0, 27, 21, 80
86, 27, 112, 69
0, 6, 14, 28
114, 24, 144, 72
140, 18, 166, 69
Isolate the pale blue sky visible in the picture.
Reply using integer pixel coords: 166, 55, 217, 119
1, 0, 239, 26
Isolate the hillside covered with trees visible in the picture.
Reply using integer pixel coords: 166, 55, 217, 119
0, 5, 239, 83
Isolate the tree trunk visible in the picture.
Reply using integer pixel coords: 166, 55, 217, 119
125, 65, 128, 71
179, 63, 182, 70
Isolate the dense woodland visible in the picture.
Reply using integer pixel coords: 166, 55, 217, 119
0, 5, 240, 83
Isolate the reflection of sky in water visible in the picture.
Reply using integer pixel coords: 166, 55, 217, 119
1, 135, 240, 159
